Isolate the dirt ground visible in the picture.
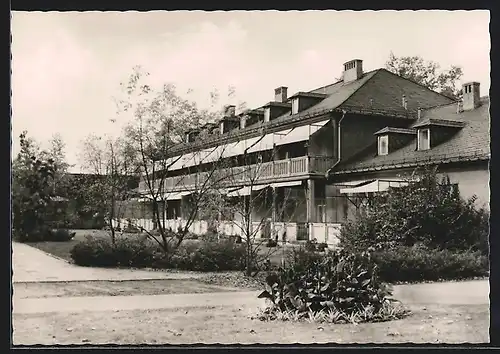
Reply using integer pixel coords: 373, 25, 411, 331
14, 279, 240, 299
13, 303, 488, 345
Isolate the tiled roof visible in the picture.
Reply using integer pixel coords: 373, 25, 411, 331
333, 96, 490, 174
167, 68, 455, 156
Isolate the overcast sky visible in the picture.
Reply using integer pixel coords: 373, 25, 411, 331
11, 10, 490, 172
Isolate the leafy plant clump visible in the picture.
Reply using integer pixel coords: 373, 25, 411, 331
257, 249, 410, 324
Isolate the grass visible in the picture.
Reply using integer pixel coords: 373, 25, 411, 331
12, 303, 489, 344
14, 279, 241, 299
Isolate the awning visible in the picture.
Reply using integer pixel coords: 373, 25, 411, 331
227, 186, 252, 197
164, 119, 331, 171
276, 119, 330, 146
336, 179, 375, 187
271, 180, 303, 188
247, 119, 330, 153
163, 191, 192, 200
340, 179, 409, 194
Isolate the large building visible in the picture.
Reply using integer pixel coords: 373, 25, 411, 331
130, 59, 490, 245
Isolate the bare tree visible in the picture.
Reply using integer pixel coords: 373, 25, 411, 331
79, 134, 136, 244
204, 137, 301, 276
114, 66, 240, 258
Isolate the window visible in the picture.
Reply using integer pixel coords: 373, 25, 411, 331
292, 98, 300, 114
417, 128, 430, 150
377, 135, 389, 155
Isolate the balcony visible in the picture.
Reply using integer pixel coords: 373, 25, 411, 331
138, 155, 334, 194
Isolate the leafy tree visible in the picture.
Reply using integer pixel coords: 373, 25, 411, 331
12, 131, 57, 241
339, 166, 489, 255
385, 52, 463, 99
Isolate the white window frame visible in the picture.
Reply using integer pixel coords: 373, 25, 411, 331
417, 128, 430, 151
377, 135, 389, 156
292, 98, 300, 114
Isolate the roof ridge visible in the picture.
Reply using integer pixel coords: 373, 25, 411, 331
307, 68, 380, 94
379, 68, 458, 103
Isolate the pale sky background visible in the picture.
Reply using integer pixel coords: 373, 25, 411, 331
11, 10, 490, 172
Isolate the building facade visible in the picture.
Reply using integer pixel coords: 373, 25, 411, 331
126, 59, 489, 245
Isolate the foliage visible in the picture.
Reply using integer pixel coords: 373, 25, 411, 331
44, 229, 76, 242
304, 239, 327, 252
266, 239, 278, 247
12, 132, 57, 242
256, 301, 409, 324
339, 167, 489, 255
257, 249, 406, 323
70, 233, 246, 271
385, 52, 463, 99
371, 244, 489, 283
167, 239, 246, 271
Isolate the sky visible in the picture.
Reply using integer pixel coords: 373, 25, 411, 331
11, 10, 490, 172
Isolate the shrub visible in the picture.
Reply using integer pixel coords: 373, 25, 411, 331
46, 229, 76, 242
171, 239, 246, 271
70, 236, 119, 267
371, 244, 489, 283
71, 234, 245, 272
316, 242, 328, 252
339, 168, 490, 255
258, 249, 408, 323
266, 239, 278, 247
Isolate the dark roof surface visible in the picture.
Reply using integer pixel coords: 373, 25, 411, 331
168, 68, 455, 156
333, 96, 490, 174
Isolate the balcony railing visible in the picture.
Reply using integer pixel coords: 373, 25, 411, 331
138, 155, 334, 193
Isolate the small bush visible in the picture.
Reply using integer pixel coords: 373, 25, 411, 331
171, 239, 246, 271
70, 236, 119, 267
258, 249, 407, 323
316, 242, 328, 252
266, 239, 278, 247
372, 245, 489, 283
46, 229, 75, 242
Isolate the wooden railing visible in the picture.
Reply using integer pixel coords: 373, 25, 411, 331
138, 155, 335, 193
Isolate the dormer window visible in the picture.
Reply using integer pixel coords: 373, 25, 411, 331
417, 128, 430, 151
291, 98, 299, 115
377, 135, 389, 156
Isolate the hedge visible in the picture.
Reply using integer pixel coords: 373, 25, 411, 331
371, 244, 489, 283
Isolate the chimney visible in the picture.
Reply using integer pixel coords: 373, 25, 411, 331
417, 107, 422, 119
402, 95, 407, 109
343, 59, 363, 83
462, 82, 480, 111
224, 105, 236, 117
240, 115, 247, 129
274, 86, 288, 103
457, 101, 463, 114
